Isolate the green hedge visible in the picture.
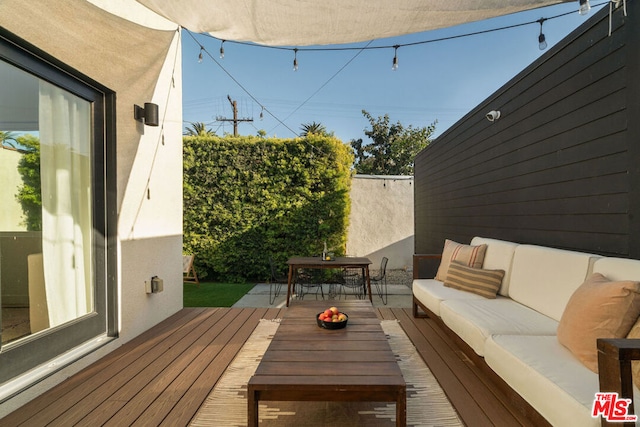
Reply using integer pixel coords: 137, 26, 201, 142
183, 135, 354, 282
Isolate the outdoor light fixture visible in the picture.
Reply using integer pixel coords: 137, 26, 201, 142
220, 40, 225, 59
486, 110, 501, 122
293, 48, 299, 71
198, 46, 204, 63
538, 18, 547, 50
134, 103, 159, 127
579, 0, 591, 15
392, 45, 399, 71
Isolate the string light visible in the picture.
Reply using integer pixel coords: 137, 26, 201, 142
220, 40, 225, 58
537, 18, 548, 50
579, 0, 591, 15
392, 45, 399, 71
198, 1, 604, 66
293, 48, 299, 71
198, 46, 204, 63
260, 106, 264, 120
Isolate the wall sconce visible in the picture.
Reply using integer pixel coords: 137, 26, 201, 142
134, 102, 159, 127
486, 110, 501, 122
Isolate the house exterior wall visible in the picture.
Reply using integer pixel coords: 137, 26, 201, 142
414, 3, 640, 258
346, 175, 414, 270
0, 0, 183, 415
0, 147, 24, 231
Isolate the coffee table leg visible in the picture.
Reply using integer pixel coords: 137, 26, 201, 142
247, 385, 258, 427
396, 388, 406, 427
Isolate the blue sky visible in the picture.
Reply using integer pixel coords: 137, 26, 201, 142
181, 2, 604, 143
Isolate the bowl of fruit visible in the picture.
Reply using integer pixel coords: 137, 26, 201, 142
317, 306, 348, 329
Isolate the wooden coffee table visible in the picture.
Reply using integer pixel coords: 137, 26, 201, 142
247, 300, 406, 426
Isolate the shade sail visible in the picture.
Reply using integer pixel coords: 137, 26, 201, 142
135, 0, 572, 46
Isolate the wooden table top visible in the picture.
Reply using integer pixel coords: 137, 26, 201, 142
247, 300, 407, 426
251, 300, 404, 387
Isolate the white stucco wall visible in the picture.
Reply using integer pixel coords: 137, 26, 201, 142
0, 147, 25, 231
0, 0, 183, 415
346, 175, 414, 271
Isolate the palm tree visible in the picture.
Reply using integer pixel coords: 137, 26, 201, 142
0, 130, 17, 148
300, 122, 328, 137
184, 122, 215, 136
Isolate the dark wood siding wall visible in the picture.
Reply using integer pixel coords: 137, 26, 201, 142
415, 3, 640, 258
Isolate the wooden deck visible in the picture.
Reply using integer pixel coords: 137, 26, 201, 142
0, 306, 540, 426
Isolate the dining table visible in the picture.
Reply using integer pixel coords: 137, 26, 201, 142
285, 256, 372, 307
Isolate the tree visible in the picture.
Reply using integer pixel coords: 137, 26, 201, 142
300, 122, 330, 137
350, 110, 436, 175
184, 121, 215, 136
0, 130, 17, 148
15, 134, 41, 231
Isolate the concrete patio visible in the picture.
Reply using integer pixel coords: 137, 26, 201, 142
233, 269, 414, 308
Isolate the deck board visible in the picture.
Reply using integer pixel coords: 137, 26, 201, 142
1, 306, 538, 426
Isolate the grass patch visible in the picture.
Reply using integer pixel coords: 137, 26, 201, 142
183, 282, 256, 307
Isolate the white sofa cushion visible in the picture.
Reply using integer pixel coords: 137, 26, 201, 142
439, 299, 558, 356
485, 335, 601, 427
508, 245, 599, 321
470, 237, 518, 296
593, 257, 640, 282
413, 278, 487, 317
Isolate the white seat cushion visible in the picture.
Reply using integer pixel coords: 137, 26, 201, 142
413, 279, 486, 317
485, 335, 600, 427
439, 299, 558, 356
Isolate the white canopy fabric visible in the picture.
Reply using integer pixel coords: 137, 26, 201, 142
135, 0, 572, 46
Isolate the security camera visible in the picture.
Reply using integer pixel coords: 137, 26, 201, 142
486, 110, 501, 122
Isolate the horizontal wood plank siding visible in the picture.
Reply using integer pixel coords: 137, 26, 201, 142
415, 3, 638, 257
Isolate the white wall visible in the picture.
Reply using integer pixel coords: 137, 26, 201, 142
346, 175, 414, 270
0, 147, 25, 231
0, 0, 183, 415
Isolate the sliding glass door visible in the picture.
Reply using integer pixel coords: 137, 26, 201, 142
0, 31, 115, 386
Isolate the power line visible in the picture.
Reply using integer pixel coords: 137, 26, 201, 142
185, 29, 300, 137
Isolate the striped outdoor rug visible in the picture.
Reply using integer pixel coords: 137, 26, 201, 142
190, 319, 462, 427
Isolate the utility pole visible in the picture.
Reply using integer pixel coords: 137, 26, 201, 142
215, 95, 253, 136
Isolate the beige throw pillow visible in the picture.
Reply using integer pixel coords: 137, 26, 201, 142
557, 273, 640, 373
444, 261, 505, 299
435, 239, 487, 281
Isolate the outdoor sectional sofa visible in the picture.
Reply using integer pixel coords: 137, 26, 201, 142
413, 237, 640, 427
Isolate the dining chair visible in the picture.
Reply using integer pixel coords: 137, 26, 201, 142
371, 257, 389, 305
339, 267, 365, 300
294, 268, 325, 301
268, 256, 287, 305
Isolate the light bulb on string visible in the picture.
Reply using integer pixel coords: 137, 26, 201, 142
579, 0, 591, 15
220, 40, 225, 59
260, 106, 264, 120
293, 48, 299, 71
392, 45, 399, 71
538, 18, 548, 50
198, 46, 204, 63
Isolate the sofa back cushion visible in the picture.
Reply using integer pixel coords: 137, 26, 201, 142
592, 257, 640, 282
434, 239, 487, 282
508, 245, 599, 321
471, 237, 518, 296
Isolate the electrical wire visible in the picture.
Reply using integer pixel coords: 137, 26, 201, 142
184, 30, 300, 137
268, 40, 374, 136
199, 2, 607, 54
